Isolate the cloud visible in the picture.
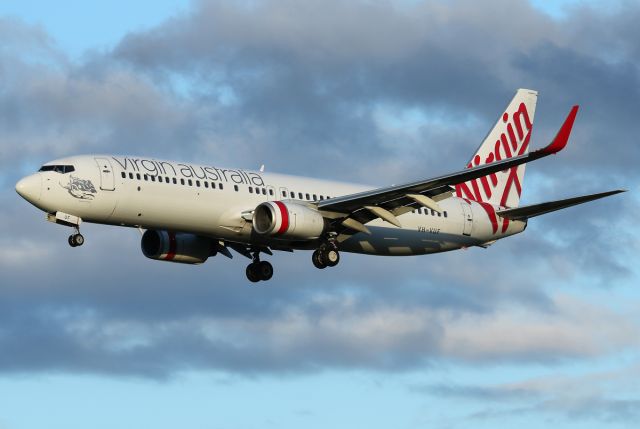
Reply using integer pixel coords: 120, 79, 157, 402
1, 228, 637, 377
418, 363, 640, 424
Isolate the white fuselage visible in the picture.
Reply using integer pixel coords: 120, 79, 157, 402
19, 155, 527, 256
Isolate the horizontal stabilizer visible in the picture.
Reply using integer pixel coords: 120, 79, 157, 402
497, 190, 626, 220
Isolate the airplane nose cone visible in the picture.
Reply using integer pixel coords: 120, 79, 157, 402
15, 174, 42, 203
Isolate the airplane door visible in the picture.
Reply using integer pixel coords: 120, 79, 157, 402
94, 157, 115, 191
461, 202, 473, 236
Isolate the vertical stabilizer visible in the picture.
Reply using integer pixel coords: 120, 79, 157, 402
455, 88, 538, 208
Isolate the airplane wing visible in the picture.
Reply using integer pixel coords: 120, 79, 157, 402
317, 106, 579, 234
496, 190, 626, 220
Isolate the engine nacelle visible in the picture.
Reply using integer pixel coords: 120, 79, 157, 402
253, 201, 326, 240
141, 230, 213, 264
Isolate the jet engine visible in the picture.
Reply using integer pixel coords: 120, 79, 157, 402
141, 230, 213, 264
253, 201, 326, 240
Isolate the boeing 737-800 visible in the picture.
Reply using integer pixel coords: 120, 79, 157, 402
15, 89, 624, 282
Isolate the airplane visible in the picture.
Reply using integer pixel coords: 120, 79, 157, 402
15, 89, 625, 282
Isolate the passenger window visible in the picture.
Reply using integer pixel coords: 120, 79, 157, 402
204, 182, 209, 188
298, 192, 303, 199
180, 178, 185, 185
121, 172, 126, 179
129, 173, 134, 179
319, 195, 324, 200
290, 192, 295, 198
211, 182, 215, 189
136, 173, 141, 180
172, 178, 177, 184
144, 174, 148, 181
249, 187, 253, 193
269, 189, 274, 196
234, 185, 239, 192
188, 179, 192, 186
196, 180, 200, 187
437, 211, 441, 217
431, 209, 436, 216
262, 188, 266, 195
444, 211, 447, 218
158, 176, 162, 183
219, 183, 223, 190
306, 193, 310, 200
313, 194, 317, 200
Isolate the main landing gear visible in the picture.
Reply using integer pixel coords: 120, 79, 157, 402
312, 243, 340, 269
246, 251, 273, 283
68, 228, 84, 248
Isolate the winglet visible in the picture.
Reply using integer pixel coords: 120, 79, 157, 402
539, 105, 579, 155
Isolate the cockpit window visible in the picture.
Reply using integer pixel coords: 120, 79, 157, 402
39, 165, 75, 174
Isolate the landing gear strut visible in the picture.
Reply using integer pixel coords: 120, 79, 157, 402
312, 241, 340, 269
246, 251, 274, 283
68, 227, 84, 248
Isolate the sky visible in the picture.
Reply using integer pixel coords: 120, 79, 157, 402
0, 1, 638, 428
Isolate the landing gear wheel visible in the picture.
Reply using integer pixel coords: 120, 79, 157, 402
246, 263, 261, 283
246, 256, 274, 283
73, 233, 84, 247
312, 249, 327, 269
323, 248, 340, 267
258, 261, 273, 281
68, 233, 84, 247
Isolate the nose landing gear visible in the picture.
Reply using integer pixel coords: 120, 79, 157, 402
48, 212, 85, 248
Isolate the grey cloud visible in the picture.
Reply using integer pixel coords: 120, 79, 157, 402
106, 0, 639, 192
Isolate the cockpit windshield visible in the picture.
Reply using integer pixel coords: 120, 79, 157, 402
38, 165, 75, 174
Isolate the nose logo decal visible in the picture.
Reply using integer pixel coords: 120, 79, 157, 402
60, 175, 97, 200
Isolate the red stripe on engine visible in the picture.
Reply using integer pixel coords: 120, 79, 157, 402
274, 201, 289, 235
165, 232, 177, 260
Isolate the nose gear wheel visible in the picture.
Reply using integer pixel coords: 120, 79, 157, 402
68, 225, 84, 248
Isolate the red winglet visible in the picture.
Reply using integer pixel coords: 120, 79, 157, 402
539, 105, 579, 155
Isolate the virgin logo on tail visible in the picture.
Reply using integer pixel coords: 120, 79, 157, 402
455, 102, 533, 233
